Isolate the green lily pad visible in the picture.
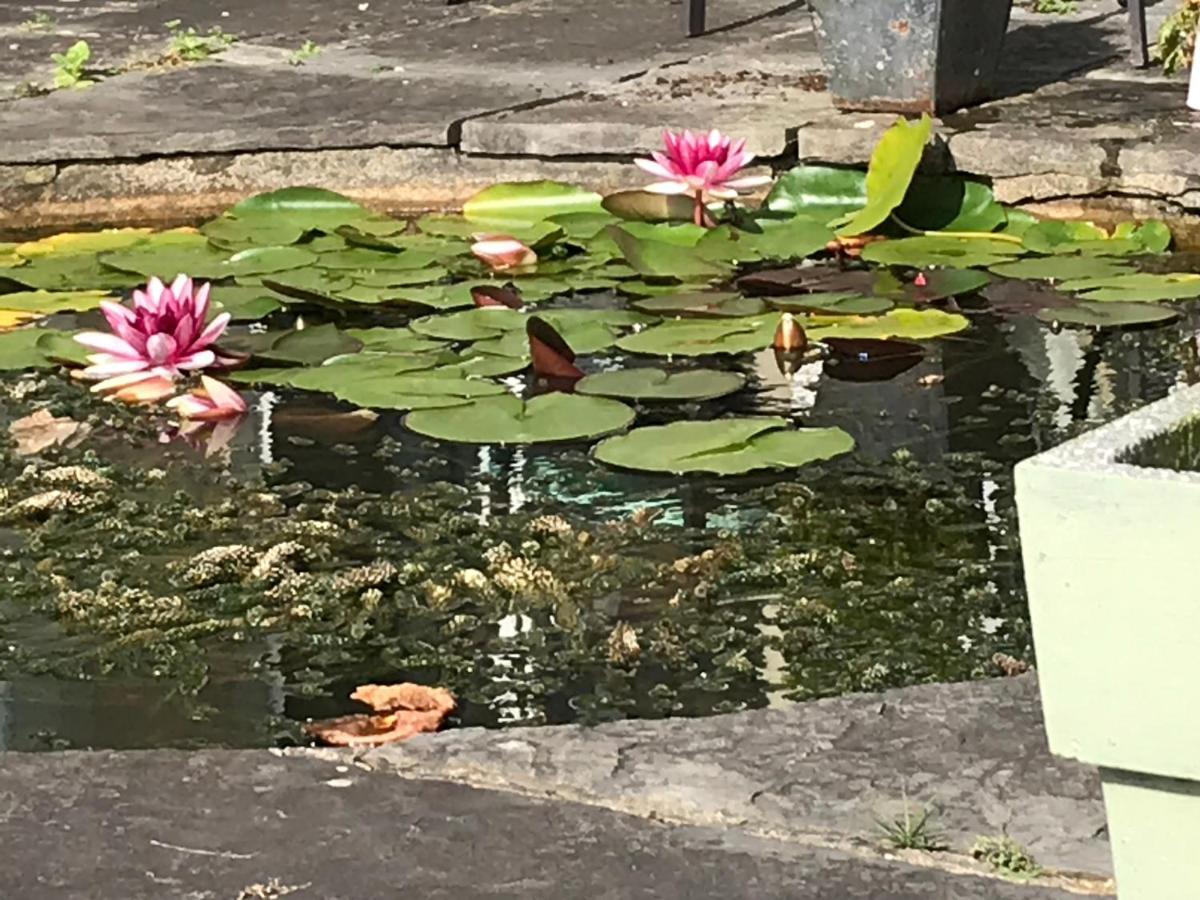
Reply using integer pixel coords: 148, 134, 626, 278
607, 226, 730, 281
616, 316, 777, 357
36, 329, 90, 365
219, 246, 317, 278
296, 366, 506, 410
861, 236, 1023, 269
836, 115, 933, 238
807, 308, 969, 341
767, 292, 893, 315
228, 187, 371, 232
343, 327, 447, 354
405, 393, 636, 445
547, 211, 621, 241
349, 267, 449, 287
201, 215, 308, 249
0, 255, 144, 292
0, 289, 112, 313
211, 285, 290, 320
764, 165, 867, 224
415, 215, 562, 248
874, 268, 991, 304
631, 291, 768, 318
988, 256, 1134, 282
593, 417, 854, 475
577, 367, 746, 401
316, 248, 439, 271
382, 284, 477, 311
895, 177, 1006, 233
1020, 220, 1160, 256
1037, 302, 1179, 329
0, 328, 57, 369
1065, 273, 1200, 303
260, 269, 356, 305
696, 217, 834, 263
411, 307, 522, 342
100, 234, 232, 279
463, 181, 604, 225
257, 324, 363, 365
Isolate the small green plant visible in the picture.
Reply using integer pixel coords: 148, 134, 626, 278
19, 13, 57, 31
971, 835, 1042, 880
288, 40, 322, 66
1026, 0, 1077, 13
164, 20, 237, 63
51, 40, 94, 90
876, 798, 947, 851
1158, 0, 1200, 75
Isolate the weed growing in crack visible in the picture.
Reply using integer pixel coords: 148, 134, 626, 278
971, 835, 1042, 880
51, 40, 94, 89
876, 796, 947, 852
164, 20, 237, 63
19, 13, 57, 32
288, 40, 322, 66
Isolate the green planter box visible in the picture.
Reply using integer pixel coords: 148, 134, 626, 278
1016, 386, 1200, 899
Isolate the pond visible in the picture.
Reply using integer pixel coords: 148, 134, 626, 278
0, 121, 1196, 750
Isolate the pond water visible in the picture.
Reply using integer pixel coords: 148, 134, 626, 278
1, 186, 1197, 750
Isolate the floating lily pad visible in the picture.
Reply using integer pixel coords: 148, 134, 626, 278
576, 367, 746, 401
349, 267, 449, 287
767, 292, 893, 315
229, 187, 371, 232
210, 285, 290, 320
343, 328, 446, 354
696, 217, 834, 263
764, 165, 867, 224
631, 291, 768, 318
261, 270, 356, 305
405, 393, 636, 445
100, 234, 232, 279
1037, 302, 1179, 329
0, 328, 57, 370
0, 289, 112, 313
616, 316, 777, 357
308, 369, 506, 411
607, 227, 730, 281
219, 246, 317, 277
1061, 273, 1200, 303
257, 324, 363, 365
36, 329, 90, 365
982, 281, 1077, 317
875, 268, 991, 304
0, 254, 143, 292
988, 256, 1134, 282
861, 236, 1023, 269
463, 181, 604, 225
602, 191, 696, 223
316, 248, 439, 271
547, 211, 621, 240
415, 215, 562, 247
593, 417, 854, 475
14, 229, 155, 258
808, 308, 969, 341
202, 215, 307, 249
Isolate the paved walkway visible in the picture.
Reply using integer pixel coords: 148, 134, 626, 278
0, 0, 1196, 232
0, 677, 1115, 898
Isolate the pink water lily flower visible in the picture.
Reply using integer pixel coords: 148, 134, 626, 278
471, 235, 537, 271
75, 274, 230, 396
635, 129, 771, 225
165, 376, 247, 422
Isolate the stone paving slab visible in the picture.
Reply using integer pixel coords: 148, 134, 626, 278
360, 675, 1113, 883
0, 748, 1087, 899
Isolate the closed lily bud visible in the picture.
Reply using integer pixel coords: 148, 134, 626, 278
773, 312, 807, 353
471, 235, 537, 271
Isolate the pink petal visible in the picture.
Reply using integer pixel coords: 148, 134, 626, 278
192, 281, 212, 324
199, 375, 247, 415
164, 394, 214, 418
91, 369, 164, 394
170, 274, 191, 300
74, 331, 142, 359
644, 181, 691, 195
81, 357, 152, 379
145, 333, 178, 365
635, 158, 676, 180
145, 277, 166, 308
176, 349, 217, 371
192, 312, 231, 350
723, 175, 772, 190
112, 375, 177, 404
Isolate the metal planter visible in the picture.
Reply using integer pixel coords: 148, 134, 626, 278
809, 0, 1013, 114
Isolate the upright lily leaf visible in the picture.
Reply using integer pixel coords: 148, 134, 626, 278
836, 115, 934, 238
593, 418, 854, 475
764, 165, 867, 224
463, 181, 604, 225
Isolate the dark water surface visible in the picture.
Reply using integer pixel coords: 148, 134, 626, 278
0, 295, 1196, 751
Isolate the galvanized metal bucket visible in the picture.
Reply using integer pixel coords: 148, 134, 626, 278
809, 0, 1014, 115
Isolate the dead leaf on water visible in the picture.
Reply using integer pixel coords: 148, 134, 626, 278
9, 409, 91, 456
304, 682, 456, 747
0, 310, 42, 332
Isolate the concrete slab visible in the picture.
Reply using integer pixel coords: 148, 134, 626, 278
0, 748, 1087, 899
361, 674, 1114, 883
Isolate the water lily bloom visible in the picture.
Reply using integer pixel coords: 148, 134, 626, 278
165, 376, 247, 421
635, 129, 771, 225
471, 235, 537, 271
75, 274, 230, 396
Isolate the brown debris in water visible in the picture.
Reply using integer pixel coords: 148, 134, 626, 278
305, 682, 457, 747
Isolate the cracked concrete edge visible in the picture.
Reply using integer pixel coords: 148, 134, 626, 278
289, 676, 1115, 895
3, 130, 1200, 233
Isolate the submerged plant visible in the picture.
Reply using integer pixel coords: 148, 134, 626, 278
634, 129, 769, 227
74, 274, 231, 399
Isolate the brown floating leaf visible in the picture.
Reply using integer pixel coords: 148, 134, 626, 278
471, 283, 524, 310
305, 682, 457, 748
9, 409, 91, 456
822, 337, 924, 383
738, 265, 876, 297
303, 710, 445, 747
351, 682, 457, 715
528, 316, 584, 380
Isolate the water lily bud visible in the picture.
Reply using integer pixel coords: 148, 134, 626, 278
471, 235, 537, 271
773, 312, 807, 353
914, 272, 928, 287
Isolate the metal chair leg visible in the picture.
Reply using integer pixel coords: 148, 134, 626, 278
685, 0, 706, 37
1127, 0, 1150, 68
